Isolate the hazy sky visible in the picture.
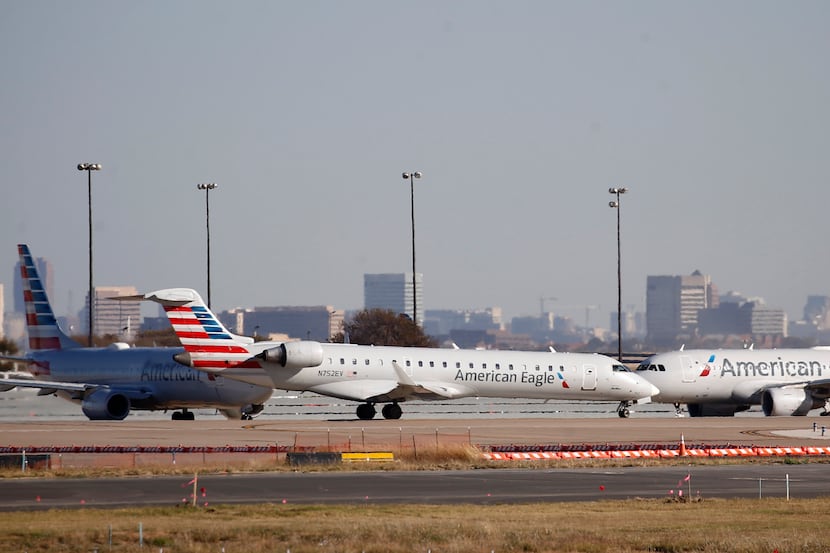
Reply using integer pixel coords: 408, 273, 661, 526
2, 1, 828, 328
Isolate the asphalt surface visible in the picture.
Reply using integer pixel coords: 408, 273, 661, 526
0, 415, 827, 448
0, 464, 822, 510
1, 416, 830, 510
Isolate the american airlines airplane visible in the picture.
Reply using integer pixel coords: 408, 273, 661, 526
0, 245, 273, 421
636, 347, 830, 416
120, 287, 659, 419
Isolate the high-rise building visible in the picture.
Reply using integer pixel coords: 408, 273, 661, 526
82, 286, 141, 337
646, 271, 718, 344
14, 256, 53, 313
218, 305, 344, 342
364, 273, 423, 325
804, 296, 830, 330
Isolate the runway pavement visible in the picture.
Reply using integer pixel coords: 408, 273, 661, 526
0, 464, 824, 510
2, 416, 830, 510
1, 416, 829, 449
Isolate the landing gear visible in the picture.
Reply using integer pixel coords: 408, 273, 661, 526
822, 399, 830, 416
674, 402, 685, 418
171, 409, 195, 421
382, 402, 402, 420
616, 401, 631, 418
356, 403, 377, 420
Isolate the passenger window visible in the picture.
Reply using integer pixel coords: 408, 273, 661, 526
482, 363, 487, 369
469, 363, 474, 369
364, 359, 370, 365
495, 363, 500, 370
406, 360, 411, 367
509, 364, 514, 370
340, 358, 345, 365
418, 361, 423, 367
429, 361, 434, 367
352, 359, 357, 365
456, 362, 461, 368
442, 361, 447, 368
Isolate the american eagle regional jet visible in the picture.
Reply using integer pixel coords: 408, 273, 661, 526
636, 347, 830, 416
120, 287, 659, 420
0, 245, 273, 420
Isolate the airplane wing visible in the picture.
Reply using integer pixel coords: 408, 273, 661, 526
302, 363, 476, 404
0, 379, 155, 404
0, 378, 90, 394
732, 378, 830, 403
803, 379, 830, 398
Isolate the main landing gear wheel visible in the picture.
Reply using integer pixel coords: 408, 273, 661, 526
356, 403, 376, 420
382, 403, 402, 420
172, 410, 195, 421
616, 401, 631, 418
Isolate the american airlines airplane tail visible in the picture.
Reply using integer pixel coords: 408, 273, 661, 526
18, 244, 81, 351
132, 288, 259, 370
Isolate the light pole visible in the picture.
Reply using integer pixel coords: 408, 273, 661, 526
77, 163, 101, 346
402, 171, 422, 325
608, 187, 628, 362
196, 183, 218, 308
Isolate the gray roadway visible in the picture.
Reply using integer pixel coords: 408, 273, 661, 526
2, 416, 830, 510
0, 464, 820, 510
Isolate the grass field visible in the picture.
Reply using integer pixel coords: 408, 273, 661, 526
3, 450, 829, 552
2, 498, 829, 552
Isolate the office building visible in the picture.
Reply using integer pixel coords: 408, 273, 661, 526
364, 273, 423, 325
423, 308, 503, 337
82, 286, 141, 337
646, 271, 718, 344
218, 306, 344, 342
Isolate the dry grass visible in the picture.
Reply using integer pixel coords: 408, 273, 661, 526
2, 498, 830, 552
2, 443, 825, 479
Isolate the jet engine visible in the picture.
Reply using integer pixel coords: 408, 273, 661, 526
761, 388, 820, 416
81, 389, 131, 420
258, 341, 324, 369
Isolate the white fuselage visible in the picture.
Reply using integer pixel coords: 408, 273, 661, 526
638, 349, 830, 404
205, 343, 656, 403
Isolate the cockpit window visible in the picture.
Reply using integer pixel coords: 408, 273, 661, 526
612, 364, 630, 372
636, 363, 667, 372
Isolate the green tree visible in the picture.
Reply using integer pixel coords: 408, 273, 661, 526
0, 337, 21, 371
331, 309, 437, 347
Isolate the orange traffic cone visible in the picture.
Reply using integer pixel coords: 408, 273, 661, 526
680, 434, 687, 456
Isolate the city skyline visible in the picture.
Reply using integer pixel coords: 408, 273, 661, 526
2, 3, 828, 329
2, 263, 819, 331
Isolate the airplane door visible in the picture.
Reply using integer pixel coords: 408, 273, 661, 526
581, 364, 597, 391
679, 356, 696, 383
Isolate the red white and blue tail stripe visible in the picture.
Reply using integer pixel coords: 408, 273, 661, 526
127, 288, 260, 371
18, 244, 79, 351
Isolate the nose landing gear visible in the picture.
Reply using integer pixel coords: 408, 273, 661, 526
616, 401, 631, 418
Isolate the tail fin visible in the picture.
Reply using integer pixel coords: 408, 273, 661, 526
18, 244, 80, 351
118, 288, 258, 370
